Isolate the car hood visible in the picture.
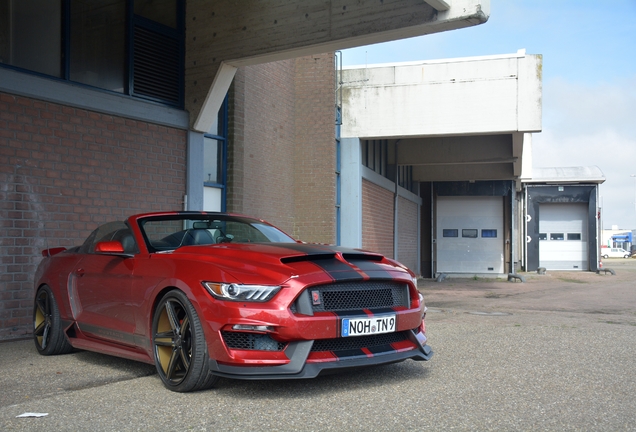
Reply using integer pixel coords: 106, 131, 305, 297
170, 242, 412, 285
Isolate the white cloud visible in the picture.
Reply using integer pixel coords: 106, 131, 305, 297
533, 75, 636, 229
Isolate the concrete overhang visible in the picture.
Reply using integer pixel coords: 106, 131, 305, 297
341, 50, 541, 184
186, 0, 490, 132
394, 133, 527, 182
523, 166, 606, 185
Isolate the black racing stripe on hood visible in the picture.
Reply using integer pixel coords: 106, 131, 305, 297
269, 243, 364, 281
312, 258, 363, 281
343, 256, 394, 279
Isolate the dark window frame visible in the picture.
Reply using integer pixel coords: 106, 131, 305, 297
0, 0, 185, 108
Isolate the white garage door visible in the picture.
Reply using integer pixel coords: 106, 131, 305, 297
538, 203, 588, 270
436, 196, 504, 274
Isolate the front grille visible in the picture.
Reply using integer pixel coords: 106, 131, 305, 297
221, 331, 287, 351
311, 331, 410, 353
291, 281, 409, 314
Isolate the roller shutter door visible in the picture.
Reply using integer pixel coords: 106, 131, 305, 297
538, 203, 588, 270
436, 196, 504, 274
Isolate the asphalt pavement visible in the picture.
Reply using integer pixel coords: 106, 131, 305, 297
1, 259, 635, 431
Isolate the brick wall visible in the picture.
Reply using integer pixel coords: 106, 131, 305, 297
361, 179, 394, 258
0, 92, 186, 340
228, 54, 336, 243
397, 196, 418, 272
292, 54, 336, 244
228, 60, 297, 234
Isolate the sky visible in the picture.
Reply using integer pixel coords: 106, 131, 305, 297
341, 0, 636, 230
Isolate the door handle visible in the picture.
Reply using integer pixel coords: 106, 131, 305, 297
75, 268, 85, 277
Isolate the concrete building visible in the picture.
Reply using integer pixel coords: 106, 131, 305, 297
339, 50, 542, 278
1, 1, 491, 340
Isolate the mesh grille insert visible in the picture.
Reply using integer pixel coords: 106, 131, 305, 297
311, 331, 409, 352
293, 281, 409, 313
221, 331, 286, 351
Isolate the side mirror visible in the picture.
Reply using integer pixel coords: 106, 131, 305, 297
95, 241, 132, 257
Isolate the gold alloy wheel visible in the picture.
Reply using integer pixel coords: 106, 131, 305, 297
33, 289, 51, 350
153, 297, 193, 386
152, 290, 218, 392
33, 286, 73, 355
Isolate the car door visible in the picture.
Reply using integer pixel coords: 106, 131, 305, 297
73, 222, 138, 345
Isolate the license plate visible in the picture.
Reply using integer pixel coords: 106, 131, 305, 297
341, 314, 396, 337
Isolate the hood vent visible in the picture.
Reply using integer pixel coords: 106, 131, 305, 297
280, 253, 335, 264
342, 253, 383, 262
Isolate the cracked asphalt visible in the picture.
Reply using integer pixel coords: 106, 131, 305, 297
2, 259, 635, 431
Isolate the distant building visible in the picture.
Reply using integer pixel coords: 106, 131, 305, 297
601, 229, 634, 254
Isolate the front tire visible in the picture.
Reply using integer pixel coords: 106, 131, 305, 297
602, 254, 609, 259
33, 285, 73, 355
152, 290, 218, 392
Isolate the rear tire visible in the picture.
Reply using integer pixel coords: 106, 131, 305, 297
33, 285, 73, 355
152, 290, 219, 392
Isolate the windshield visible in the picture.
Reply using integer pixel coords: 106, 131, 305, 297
139, 214, 296, 252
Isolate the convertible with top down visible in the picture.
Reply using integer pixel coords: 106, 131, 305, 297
33, 211, 433, 392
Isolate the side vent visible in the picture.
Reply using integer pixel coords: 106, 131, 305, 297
132, 25, 181, 105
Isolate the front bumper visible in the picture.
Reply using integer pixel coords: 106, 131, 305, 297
208, 329, 433, 380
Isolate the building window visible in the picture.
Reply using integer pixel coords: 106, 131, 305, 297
203, 95, 228, 210
398, 165, 414, 193
204, 96, 227, 186
567, 233, 581, 241
134, 0, 178, 28
462, 229, 478, 238
443, 229, 458, 238
0, 0, 184, 107
203, 138, 222, 185
362, 139, 387, 176
550, 233, 564, 241
361, 139, 416, 193
131, 8, 183, 105
481, 229, 497, 238
70, 0, 126, 92
0, 0, 62, 77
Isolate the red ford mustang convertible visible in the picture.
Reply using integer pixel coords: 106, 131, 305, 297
34, 212, 432, 392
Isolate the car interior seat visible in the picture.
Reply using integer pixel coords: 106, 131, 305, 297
187, 229, 216, 245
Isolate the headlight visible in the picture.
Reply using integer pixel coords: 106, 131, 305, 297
202, 282, 281, 302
